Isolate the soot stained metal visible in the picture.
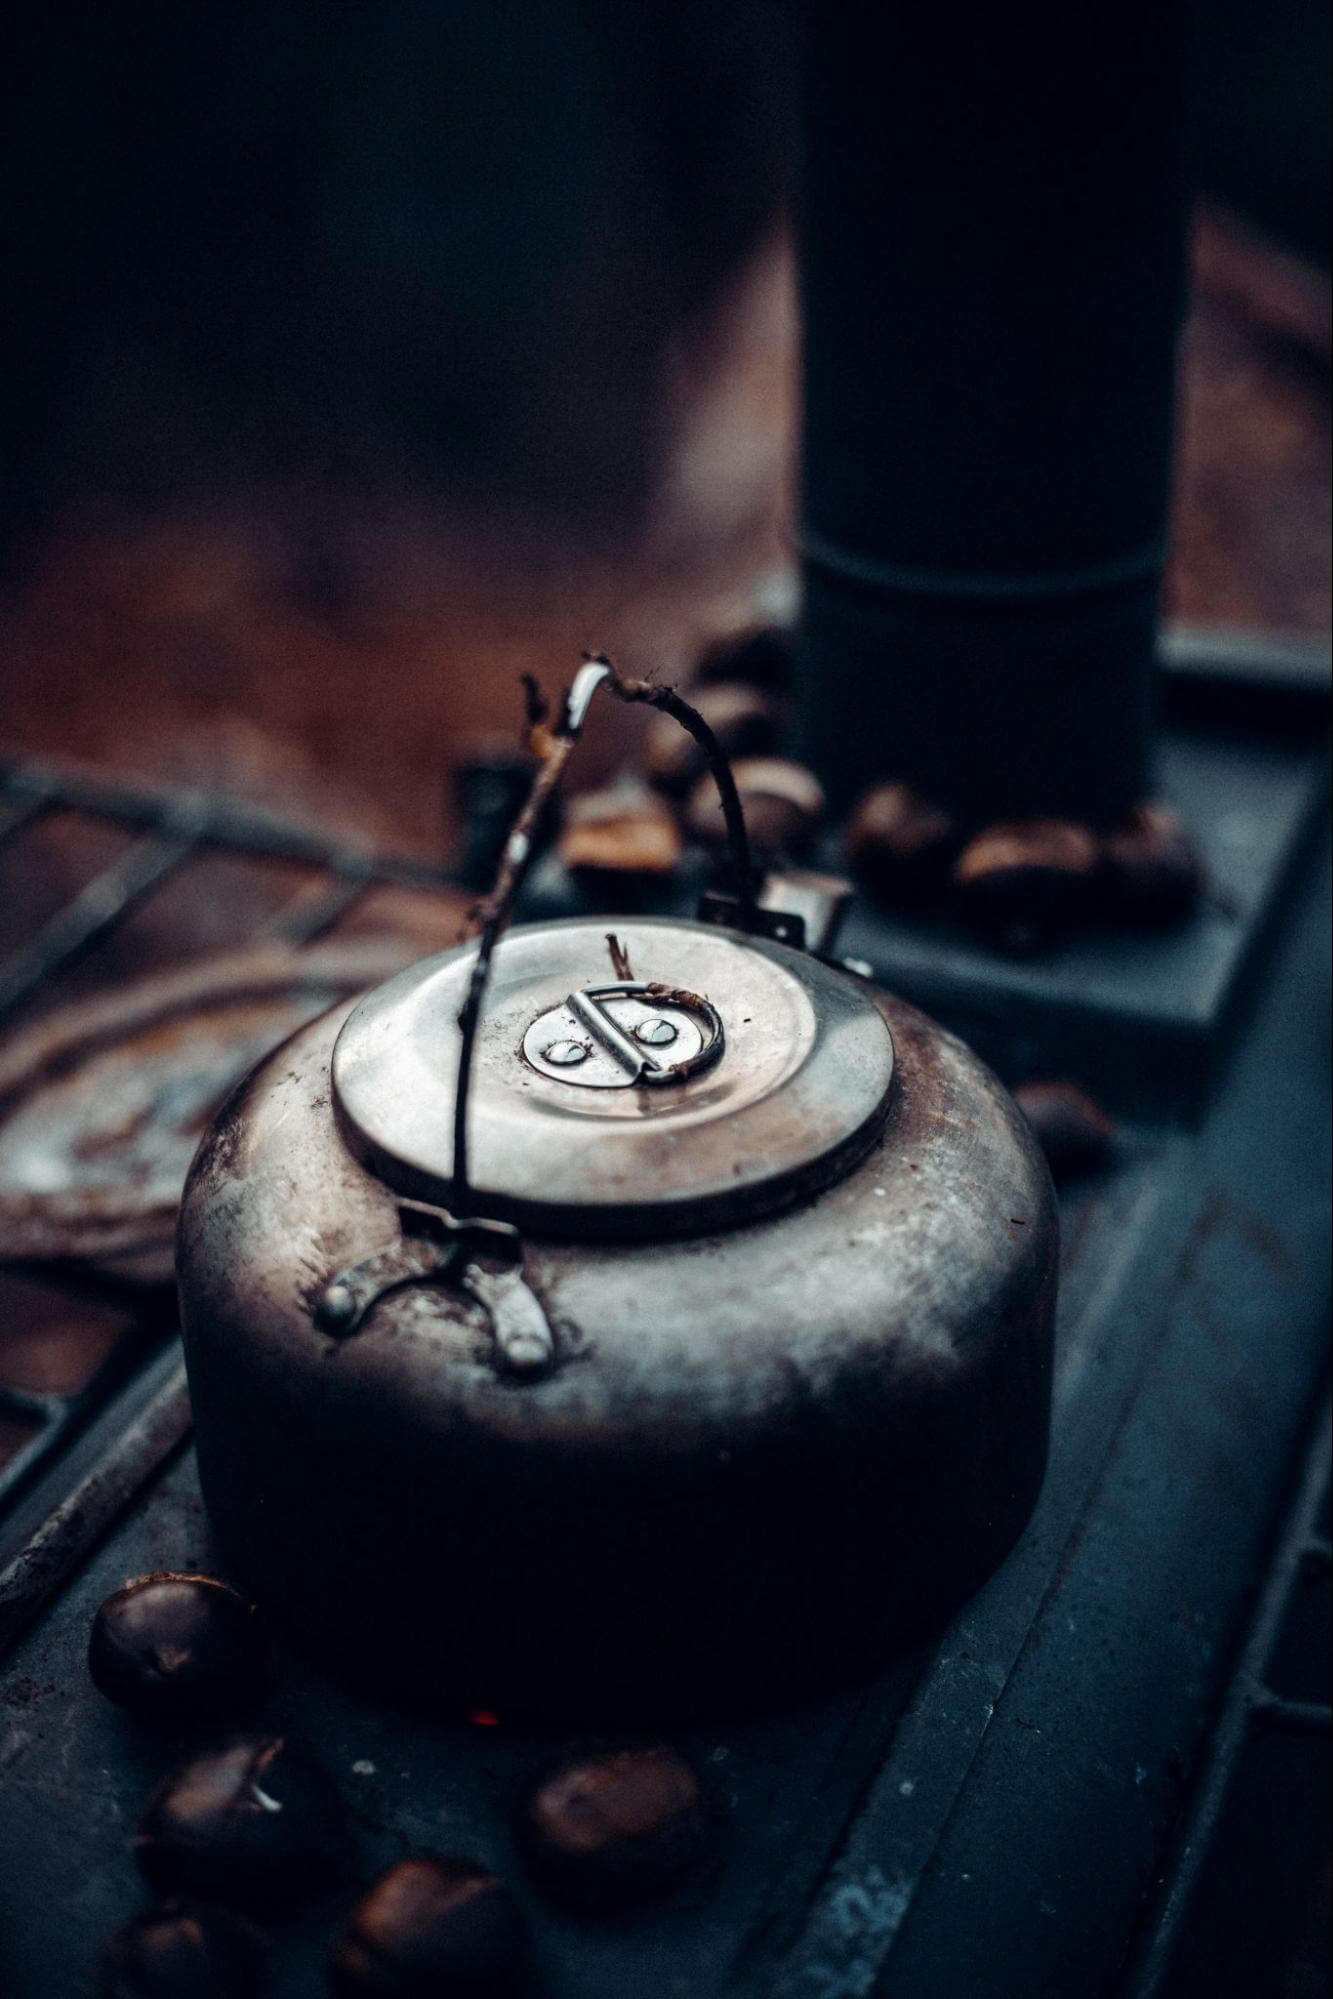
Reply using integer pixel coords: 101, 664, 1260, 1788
176, 661, 1058, 1714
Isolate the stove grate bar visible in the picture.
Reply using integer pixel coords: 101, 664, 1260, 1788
0, 1348, 191, 1657
0, 794, 52, 848
0, 755, 458, 888
0, 750, 460, 1516
0, 830, 200, 1026
265, 865, 378, 945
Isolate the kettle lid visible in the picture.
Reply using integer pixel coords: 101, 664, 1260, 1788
331, 916, 894, 1239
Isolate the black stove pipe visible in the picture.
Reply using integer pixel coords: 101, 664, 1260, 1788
796, 3, 1192, 826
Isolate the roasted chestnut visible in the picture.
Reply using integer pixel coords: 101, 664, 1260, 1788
99, 1902, 264, 1998
135, 1736, 345, 1908
1100, 802, 1203, 927
845, 782, 959, 906
953, 819, 1099, 952
329, 1856, 530, 1997
684, 756, 825, 861
89, 1574, 261, 1720
518, 1746, 708, 1911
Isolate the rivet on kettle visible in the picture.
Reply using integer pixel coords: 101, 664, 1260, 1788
634, 1016, 678, 1047
541, 1038, 589, 1067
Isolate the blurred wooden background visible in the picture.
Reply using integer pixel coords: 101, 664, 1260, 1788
2, 206, 1327, 865
1, 3, 1328, 857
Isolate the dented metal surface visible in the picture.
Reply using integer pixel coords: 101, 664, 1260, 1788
177, 918, 1057, 1714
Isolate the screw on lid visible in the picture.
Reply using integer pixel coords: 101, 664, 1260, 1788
331, 917, 894, 1241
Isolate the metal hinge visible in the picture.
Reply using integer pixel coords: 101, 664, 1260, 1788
311, 1200, 555, 1378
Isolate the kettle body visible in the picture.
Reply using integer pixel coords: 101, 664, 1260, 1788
177, 916, 1056, 1715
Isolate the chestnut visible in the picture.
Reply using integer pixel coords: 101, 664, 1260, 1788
99, 1902, 264, 1998
329, 1856, 530, 1997
89, 1574, 262, 1720
645, 683, 781, 796
845, 782, 959, 906
684, 756, 825, 862
1013, 1080, 1115, 1181
517, 1746, 707, 1911
135, 1736, 346, 1908
1100, 802, 1203, 927
952, 819, 1099, 952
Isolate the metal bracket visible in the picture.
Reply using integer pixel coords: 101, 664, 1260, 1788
312, 1200, 555, 1377
698, 869, 854, 958
698, 888, 807, 949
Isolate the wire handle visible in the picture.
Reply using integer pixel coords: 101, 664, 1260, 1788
450, 654, 755, 1216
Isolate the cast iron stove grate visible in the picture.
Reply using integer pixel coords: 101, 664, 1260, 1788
0, 751, 469, 1514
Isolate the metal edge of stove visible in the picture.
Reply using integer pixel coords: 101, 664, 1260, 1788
751, 822, 1331, 1999
1159, 624, 1333, 705
0, 1308, 178, 1521
1128, 1392, 1332, 1996
0, 1341, 191, 1658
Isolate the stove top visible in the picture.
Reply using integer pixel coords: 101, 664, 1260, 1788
0, 642, 1328, 1998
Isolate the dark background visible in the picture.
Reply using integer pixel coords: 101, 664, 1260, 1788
0, 5, 1327, 854
2, 1, 793, 554
2, 1, 1326, 557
